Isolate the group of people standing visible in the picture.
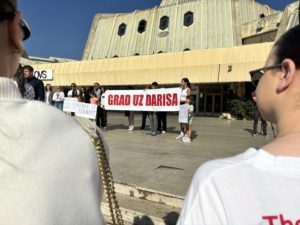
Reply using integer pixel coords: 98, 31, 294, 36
126, 79, 194, 144
12, 64, 108, 129
13, 64, 44, 101
4, 1, 300, 224
125, 82, 167, 135
14, 64, 194, 142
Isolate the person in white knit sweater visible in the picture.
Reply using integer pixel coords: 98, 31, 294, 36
0, 1, 105, 224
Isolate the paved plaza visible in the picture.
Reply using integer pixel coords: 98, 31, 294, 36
102, 112, 274, 197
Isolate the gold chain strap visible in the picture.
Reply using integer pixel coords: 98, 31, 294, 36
73, 117, 124, 225
91, 136, 124, 225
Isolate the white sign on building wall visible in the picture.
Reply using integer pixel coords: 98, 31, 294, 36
34, 69, 53, 80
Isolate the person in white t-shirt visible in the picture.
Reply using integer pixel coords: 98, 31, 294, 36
177, 24, 300, 225
52, 86, 65, 110
67, 82, 80, 97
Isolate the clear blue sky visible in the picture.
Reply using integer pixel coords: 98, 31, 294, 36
19, 0, 296, 60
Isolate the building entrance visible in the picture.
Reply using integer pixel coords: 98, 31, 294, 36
197, 84, 223, 116
205, 94, 222, 116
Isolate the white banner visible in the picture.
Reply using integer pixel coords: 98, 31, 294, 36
63, 97, 97, 119
178, 104, 189, 123
75, 102, 97, 119
103, 88, 181, 111
63, 97, 78, 112
34, 69, 53, 80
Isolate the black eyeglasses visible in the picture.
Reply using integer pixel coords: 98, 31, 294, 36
0, 11, 31, 41
249, 64, 282, 87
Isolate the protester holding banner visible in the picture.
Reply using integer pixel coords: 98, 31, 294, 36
140, 85, 149, 130
67, 83, 80, 116
157, 111, 167, 134
80, 87, 90, 103
157, 86, 167, 134
146, 82, 159, 136
125, 86, 135, 131
52, 86, 65, 110
176, 78, 191, 140
23, 65, 45, 101
67, 83, 80, 97
125, 111, 135, 131
0, 1, 105, 224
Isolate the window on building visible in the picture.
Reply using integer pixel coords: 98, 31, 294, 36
159, 16, 169, 30
118, 23, 126, 36
138, 20, 147, 33
184, 11, 194, 27
259, 13, 265, 18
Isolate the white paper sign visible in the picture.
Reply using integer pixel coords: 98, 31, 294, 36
178, 104, 189, 123
75, 102, 97, 119
34, 69, 53, 80
63, 97, 97, 119
63, 97, 78, 112
103, 88, 181, 112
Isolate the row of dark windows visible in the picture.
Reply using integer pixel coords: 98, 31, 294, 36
111, 49, 190, 58
117, 11, 194, 36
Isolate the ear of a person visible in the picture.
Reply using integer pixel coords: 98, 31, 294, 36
276, 59, 296, 93
8, 11, 23, 54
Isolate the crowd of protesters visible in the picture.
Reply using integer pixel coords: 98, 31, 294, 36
12, 64, 194, 141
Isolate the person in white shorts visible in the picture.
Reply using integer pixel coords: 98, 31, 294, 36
182, 96, 194, 143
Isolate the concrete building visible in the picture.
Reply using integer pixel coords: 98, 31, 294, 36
34, 0, 299, 116
82, 0, 278, 60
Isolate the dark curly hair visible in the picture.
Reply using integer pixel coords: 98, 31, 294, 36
274, 24, 300, 68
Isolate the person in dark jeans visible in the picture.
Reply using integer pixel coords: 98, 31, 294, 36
157, 111, 167, 133
252, 92, 268, 137
252, 107, 268, 137
140, 111, 149, 130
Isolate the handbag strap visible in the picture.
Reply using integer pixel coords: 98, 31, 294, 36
74, 117, 124, 225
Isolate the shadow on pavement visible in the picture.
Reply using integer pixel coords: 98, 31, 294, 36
132, 211, 179, 225
133, 215, 154, 225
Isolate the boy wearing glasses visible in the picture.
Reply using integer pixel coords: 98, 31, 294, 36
177, 19, 300, 225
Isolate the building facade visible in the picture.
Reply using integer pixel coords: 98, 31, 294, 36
34, 0, 299, 116
82, 0, 278, 60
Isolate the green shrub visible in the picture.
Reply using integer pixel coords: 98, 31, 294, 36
228, 99, 255, 120
244, 100, 256, 120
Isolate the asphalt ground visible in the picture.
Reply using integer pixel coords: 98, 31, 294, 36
102, 112, 274, 197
